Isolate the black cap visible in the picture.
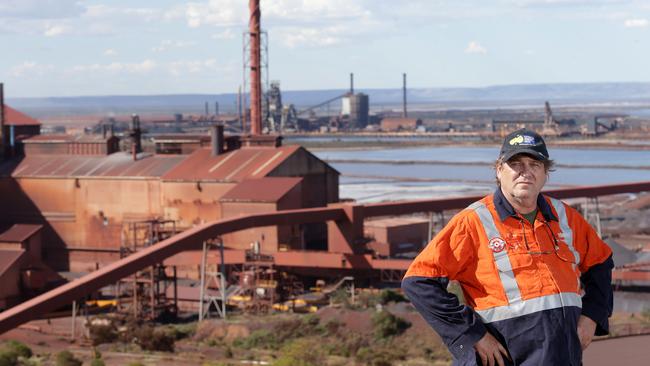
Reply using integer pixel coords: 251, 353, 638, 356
499, 129, 549, 161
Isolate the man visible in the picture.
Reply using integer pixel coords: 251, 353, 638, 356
402, 129, 613, 366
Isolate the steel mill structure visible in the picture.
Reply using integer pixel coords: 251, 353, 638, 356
0, 1, 649, 336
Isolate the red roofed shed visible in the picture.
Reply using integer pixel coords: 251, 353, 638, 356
220, 177, 304, 252
2, 105, 41, 145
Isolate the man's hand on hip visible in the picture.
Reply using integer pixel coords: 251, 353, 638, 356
577, 315, 597, 350
474, 332, 510, 366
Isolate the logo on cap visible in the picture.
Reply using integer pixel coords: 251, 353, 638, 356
509, 134, 535, 146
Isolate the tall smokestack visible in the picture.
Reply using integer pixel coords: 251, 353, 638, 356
215, 101, 219, 116
131, 114, 142, 161
402, 73, 407, 118
249, 0, 262, 135
0, 83, 5, 159
205, 101, 209, 116
350, 73, 354, 95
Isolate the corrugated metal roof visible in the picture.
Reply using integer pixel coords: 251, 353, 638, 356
162, 145, 301, 182
0, 224, 43, 243
0, 249, 26, 277
3, 105, 41, 126
0, 152, 185, 178
220, 177, 302, 203
23, 134, 115, 143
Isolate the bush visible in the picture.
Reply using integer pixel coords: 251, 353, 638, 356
88, 321, 118, 346
379, 289, 407, 305
372, 310, 411, 339
233, 329, 278, 350
233, 315, 324, 351
132, 324, 175, 352
55, 350, 82, 366
356, 345, 406, 366
273, 338, 325, 366
0, 340, 33, 366
90, 358, 106, 366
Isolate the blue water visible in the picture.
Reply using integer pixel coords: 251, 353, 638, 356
312, 146, 650, 202
316, 146, 650, 167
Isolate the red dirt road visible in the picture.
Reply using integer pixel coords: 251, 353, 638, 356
583, 335, 650, 366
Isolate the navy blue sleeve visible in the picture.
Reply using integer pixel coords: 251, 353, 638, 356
580, 255, 614, 336
402, 275, 486, 361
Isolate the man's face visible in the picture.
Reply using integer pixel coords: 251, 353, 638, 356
497, 154, 547, 203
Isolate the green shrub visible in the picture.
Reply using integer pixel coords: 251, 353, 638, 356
379, 289, 407, 305
233, 329, 278, 350
0, 353, 16, 366
132, 325, 175, 352
88, 321, 118, 346
0, 340, 33, 366
233, 315, 324, 351
372, 310, 411, 339
90, 358, 106, 366
167, 322, 197, 340
356, 345, 409, 366
55, 350, 82, 366
273, 338, 325, 366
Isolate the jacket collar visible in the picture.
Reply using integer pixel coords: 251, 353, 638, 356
493, 187, 558, 223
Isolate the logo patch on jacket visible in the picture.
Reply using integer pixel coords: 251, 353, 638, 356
488, 237, 507, 253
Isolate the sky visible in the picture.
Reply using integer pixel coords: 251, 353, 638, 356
1, 0, 650, 98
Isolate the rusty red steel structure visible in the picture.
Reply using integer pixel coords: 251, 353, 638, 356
1, 181, 650, 334
248, 0, 262, 135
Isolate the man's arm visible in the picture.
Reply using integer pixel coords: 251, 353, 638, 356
580, 254, 614, 336
402, 276, 486, 361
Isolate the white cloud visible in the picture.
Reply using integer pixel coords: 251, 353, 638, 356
212, 28, 235, 40
168, 59, 220, 76
512, 0, 626, 7
152, 40, 197, 53
465, 41, 487, 54
624, 18, 649, 28
275, 26, 346, 48
70, 60, 157, 74
10, 61, 54, 77
44, 24, 69, 37
0, 0, 84, 19
104, 49, 117, 56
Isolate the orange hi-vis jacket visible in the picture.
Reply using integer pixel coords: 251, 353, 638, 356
403, 190, 613, 365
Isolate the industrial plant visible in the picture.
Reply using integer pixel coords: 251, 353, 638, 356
0, 4, 648, 365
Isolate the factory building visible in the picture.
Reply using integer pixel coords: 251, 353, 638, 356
341, 93, 369, 129
0, 123, 339, 275
1, 105, 41, 156
380, 117, 423, 132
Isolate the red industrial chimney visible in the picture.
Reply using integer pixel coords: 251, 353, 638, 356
249, 0, 262, 135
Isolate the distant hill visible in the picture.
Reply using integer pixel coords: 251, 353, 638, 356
7, 82, 650, 117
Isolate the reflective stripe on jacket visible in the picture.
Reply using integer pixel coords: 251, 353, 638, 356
402, 189, 613, 365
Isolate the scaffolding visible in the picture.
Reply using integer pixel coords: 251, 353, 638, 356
227, 249, 277, 313
199, 238, 228, 320
116, 219, 178, 320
